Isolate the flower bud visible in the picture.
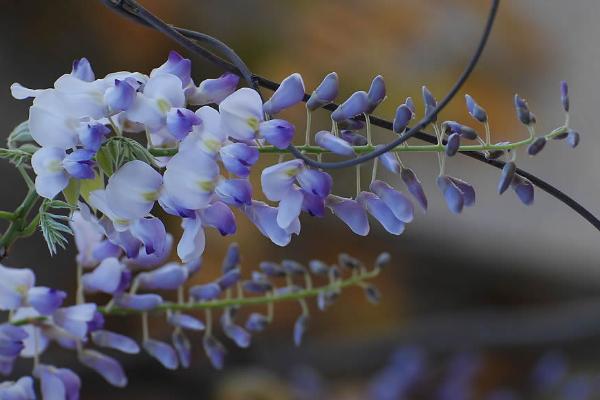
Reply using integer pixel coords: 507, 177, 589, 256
445, 132, 460, 157
400, 168, 428, 212
393, 104, 413, 133
560, 80, 569, 112
366, 75, 386, 113
308, 260, 329, 276
245, 313, 269, 332
422, 86, 437, 122
436, 176, 464, 214
331, 91, 369, 122
340, 130, 367, 145
375, 252, 391, 269
465, 94, 488, 123
514, 94, 532, 125
306, 72, 338, 111
189, 283, 222, 301
263, 73, 305, 114
511, 175, 534, 205
293, 314, 309, 347
498, 161, 516, 195
143, 339, 178, 370
203, 335, 226, 370
259, 119, 295, 149
527, 137, 547, 156
567, 129, 580, 148
315, 131, 355, 156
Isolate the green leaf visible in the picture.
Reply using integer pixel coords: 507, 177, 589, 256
96, 146, 113, 176
62, 179, 80, 207
0, 148, 32, 167
7, 121, 33, 149
80, 172, 104, 203
39, 201, 73, 256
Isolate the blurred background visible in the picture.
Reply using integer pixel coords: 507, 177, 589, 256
1, 0, 600, 398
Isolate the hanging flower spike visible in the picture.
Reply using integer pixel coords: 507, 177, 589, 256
325, 195, 370, 236
187, 72, 240, 105
331, 91, 369, 122
422, 85, 437, 122
306, 72, 339, 111
258, 119, 296, 149
366, 75, 386, 113
263, 73, 305, 115
150, 50, 192, 87
465, 94, 488, 123
219, 87, 263, 141
314, 131, 355, 156
393, 104, 413, 134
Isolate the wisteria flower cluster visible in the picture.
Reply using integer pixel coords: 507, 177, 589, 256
0, 5, 585, 395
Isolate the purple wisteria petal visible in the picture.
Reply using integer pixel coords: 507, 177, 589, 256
35, 364, 81, 400
31, 146, 69, 199
163, 149, 218, 210
114, 293, 163, 311
325, 195, 369, 236
215, 179, 253, 207
511, 175, 534, 205
221, 244, 240, 271
217, 268, 241, 290
245, 313, 269, 332
445, 132, 461, 157
63, 149, 95, 180
26, 287, 66, 315
293, 314, 309, 347
219, 142, 259, 178
567, 129, 580, 148
130, 216, 167, 256
138, 263, 188, 291
422, 85, 437, 122
127, 233, 172, 270
243, 200, 300, 246
560, 80, 570, 112
448, 176, 476, 207
91, 330, 140, 354
203, 335, 226, 370
0, 376, 35, 399
263, 73, 305, 115
357, 192, 405, 235
498, 161, 516, 195
296, 169, 332, 198
0, 324, 27, 358
189, 283, 222, 301
78, 349, 127, 387
28, 91, 80, 149
82, 257, 128, 295
340, 130, 367, 145
168, 313, 205, 331
259, 119, 295, 149
465, 94, 488, 123
514, 94, 532, 125
0, 265, 35, 311
178, 106, 226, 156
366, 75, 386, 113
401, 168, 428, 212
376, 147, 401, 174
104, 160, 163, 221
219, 87, 263, 141
277, 188, 304, 229
143, 339, 179, 370
393, 104, 413, 133
443, 121, 478, 140
338, 119, 366, 131
177, 215, 205, 263
306, 72, 338, 111
260, 159, 304, 201
172, 330, 192, 368
436, 176, 464, 214
331, 91, 369, 122
53, 303, 97, 339
200, 201, 237, 236
77, 122, 110, 152
104, 78, 136, 112
166, 107, 202, 140
188, 72, 239, 105
221, 317, 251, 348
151, 50, 192, 87
10, 308, 49, 359
301, 190, 325, 217
71, 57, 95, 81
315, 131, 355, 156
370, 180, 414, 223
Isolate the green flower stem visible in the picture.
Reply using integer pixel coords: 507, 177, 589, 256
9, 268, 381, 327
149, 126, 567, 157
0, 211, 16, 221
0, 188, 41, 258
